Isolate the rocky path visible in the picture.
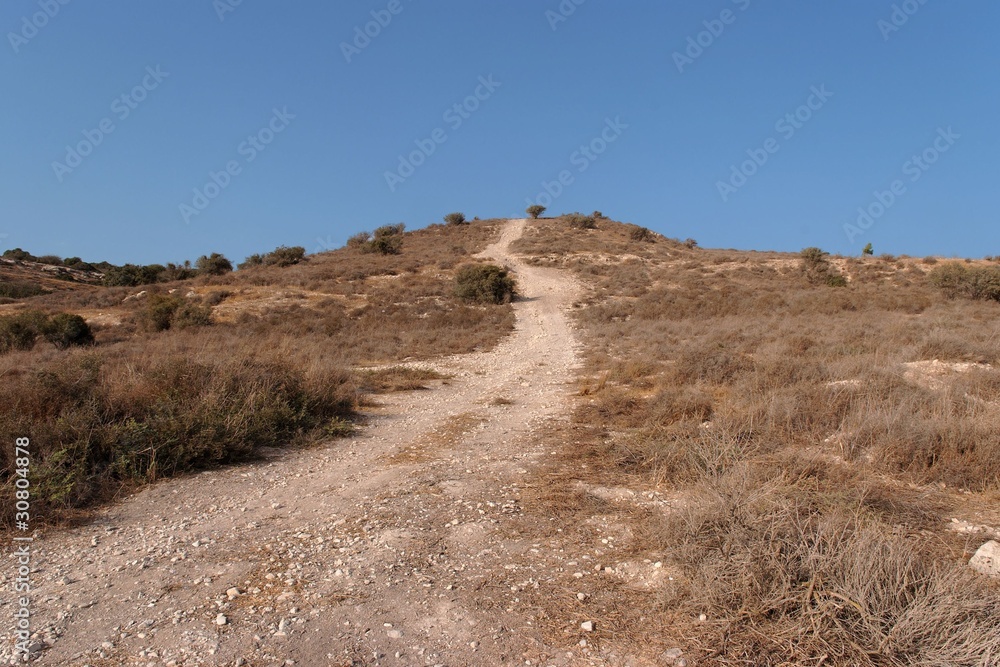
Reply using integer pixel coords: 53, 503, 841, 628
2, 219, 649, 667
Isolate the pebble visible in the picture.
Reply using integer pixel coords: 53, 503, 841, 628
580, 621, 594, 632
215, 614, 228, 626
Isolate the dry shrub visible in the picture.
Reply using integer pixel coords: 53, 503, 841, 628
518, 215, 1000, 664
656, 455, 1000, 666
0, 349, 355, 525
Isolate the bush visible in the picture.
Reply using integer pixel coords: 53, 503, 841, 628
627, 224, 656, 242
526, 205, 546, 219
683, 238, 699, 249
564, 213, 597, 229
62, 257, 96, 272
42, 313, 94, 349
928, 263, 1000, 301
351, 224, 405, 255
238, 246, 307, 269
264, 246, 306, 267
0, 354, 356, 524
0, 310, 48, 353
0, 281, 46, 299
102, 264, 163, 287
36, 255, 64, 266
801, 247, 847, 287
195, 252, 233, 275
173, 301, 213, 328
368, 235, 403, 255
373, 223, 405, 238
238, 254, 263, 270
454, 264, 516, 304
141, 294, 182, 332
444, 212, 467, 226
2, 248, 35, 262
862, 243, 874, 256
346, 232, 371, 249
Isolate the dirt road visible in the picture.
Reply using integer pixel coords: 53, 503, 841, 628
3, 219, 643, 666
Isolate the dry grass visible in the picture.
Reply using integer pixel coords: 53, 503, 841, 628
0, 220, 513, 527
517, 216, 1000, 666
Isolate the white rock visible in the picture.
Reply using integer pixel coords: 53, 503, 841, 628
215, 614, 228, 626
580, 621, 594, 632
663, 648, 683, 660
970, 540, 1000, 577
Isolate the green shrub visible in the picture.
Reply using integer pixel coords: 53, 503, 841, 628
36, 255, 64, 266
369, 235, 403, 255
801, 247, 847, 287
526, 205, 546, 219
2, 248, 35, 262
172, 301, 213, 328
238, 254, 264, 270
346, 231, 371, 249
140, 294, 213, 331
264, 246, 306, 267
627, 224, 656, 242
564, 213, 597, 229
42, 313, 94, 349
444, 212, 467, 226
862, 243, 874, 256
454, 264, 516, 304
0, 310, 48, 353
141, 294, 182, 332
195, 252, 233, 275
238, 246, 307, 269
928, 263, 1000, 301
352, 224, 405, 255
62, 257, 96, 272
102, 264, 164, 287
0, 281, 46, 299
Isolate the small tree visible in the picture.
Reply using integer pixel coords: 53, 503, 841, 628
564, 213, 597, 229
346, 232, 371, 250
862, 243, 874, 256
195, 252, 233, 275
369, 235, 403, 255
444, 212, 467, 226
454, 264, 516, 304
0, 310, 48, 353
263, 246, 306, 267
526, 205, 546, 219
801, 247, 847, 287
627, 225, 655, 242
42, 313, 94, 349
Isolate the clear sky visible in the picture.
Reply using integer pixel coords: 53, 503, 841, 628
2, 1, 998, 265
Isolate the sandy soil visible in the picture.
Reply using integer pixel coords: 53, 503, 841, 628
2, 220, 662, 667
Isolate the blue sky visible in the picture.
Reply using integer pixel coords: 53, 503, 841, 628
2, 1, 998, 265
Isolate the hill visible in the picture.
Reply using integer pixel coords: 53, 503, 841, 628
1, 216, 999, 666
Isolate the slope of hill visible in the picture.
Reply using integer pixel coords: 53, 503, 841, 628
2, 217, 999, 666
